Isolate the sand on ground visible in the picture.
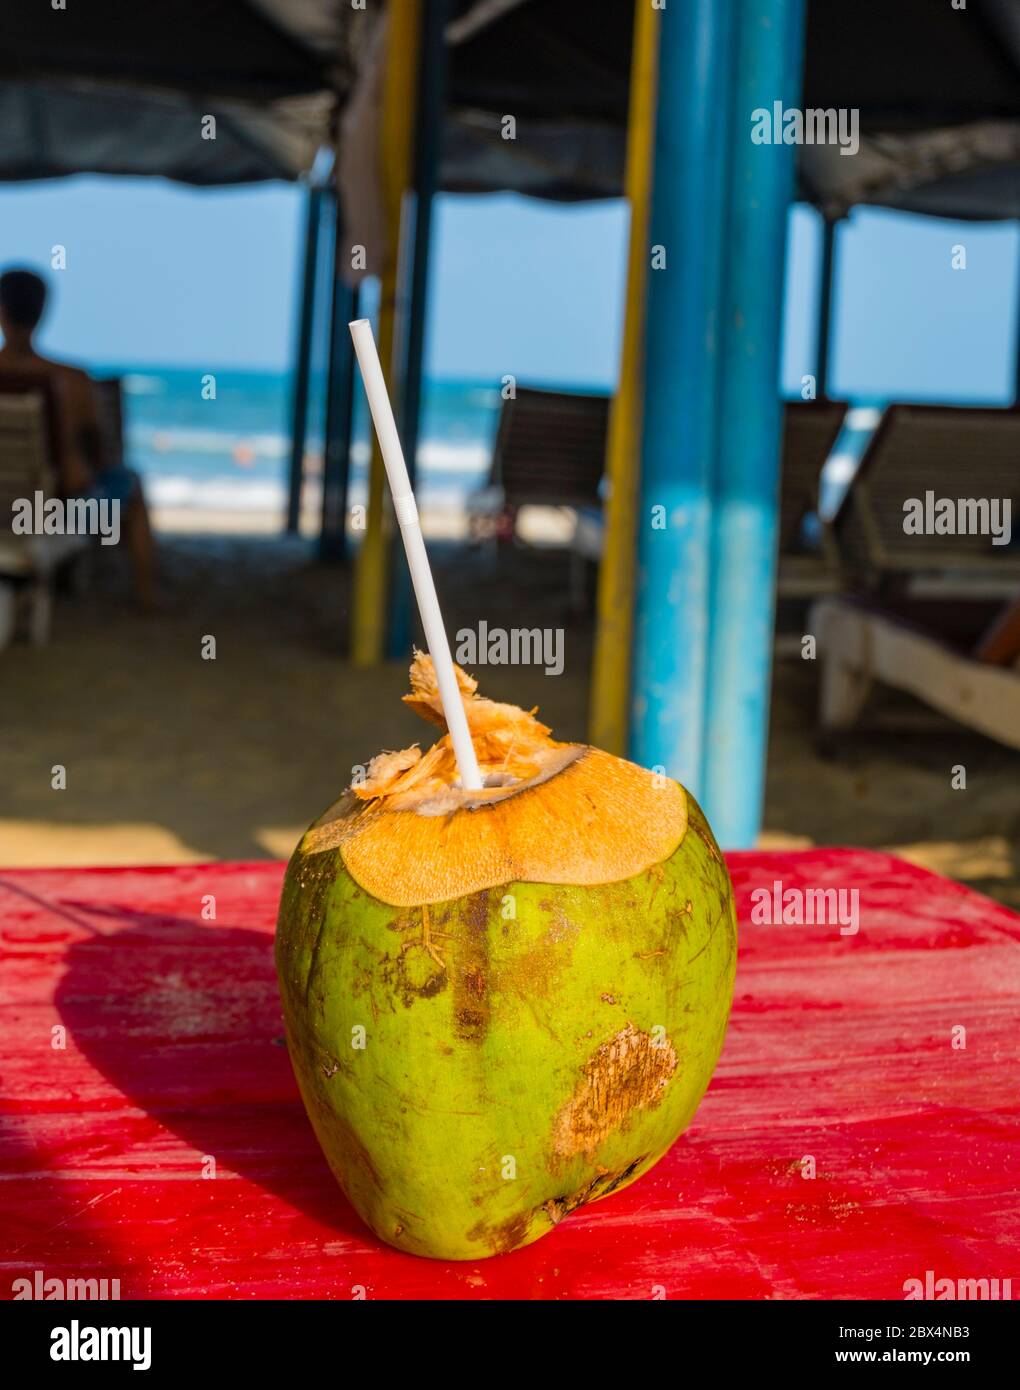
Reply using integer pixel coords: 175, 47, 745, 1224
1, 528, 1018, 911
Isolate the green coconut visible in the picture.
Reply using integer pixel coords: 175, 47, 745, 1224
275, 654, 737, 1260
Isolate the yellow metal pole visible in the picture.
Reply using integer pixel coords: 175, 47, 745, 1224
588, 0, 660, 751
352, 0, 422, 666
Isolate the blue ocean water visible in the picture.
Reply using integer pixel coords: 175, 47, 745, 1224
97, 366, 506, 514
95, 363, 879, 519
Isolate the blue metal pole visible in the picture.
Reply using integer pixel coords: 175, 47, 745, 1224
816, 214, 836, 399
628, 0, 735, 791
319, 197, 358, 564
286, 186, 323, 534
700, 0, 807, 846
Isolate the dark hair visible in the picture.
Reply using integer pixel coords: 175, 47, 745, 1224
0, 268, 47, 330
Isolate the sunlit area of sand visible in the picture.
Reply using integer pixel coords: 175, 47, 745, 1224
151, 500, 578, 544
2, 533, 1018, 911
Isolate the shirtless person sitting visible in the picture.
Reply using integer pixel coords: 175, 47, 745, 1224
0, 267, 159, 609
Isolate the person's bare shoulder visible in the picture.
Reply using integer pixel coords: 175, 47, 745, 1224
39, 357, 99, 414
38, 356, 91, 388
0, 352, 88, 390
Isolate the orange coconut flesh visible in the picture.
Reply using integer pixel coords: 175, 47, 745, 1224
300, 652, 688, 907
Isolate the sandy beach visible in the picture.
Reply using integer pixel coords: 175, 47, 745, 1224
2, 527, 1017, 910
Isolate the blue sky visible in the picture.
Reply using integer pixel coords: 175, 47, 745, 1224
0, 175, 1017, 400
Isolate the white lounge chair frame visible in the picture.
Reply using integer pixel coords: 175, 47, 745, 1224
811, 595, 1020, 751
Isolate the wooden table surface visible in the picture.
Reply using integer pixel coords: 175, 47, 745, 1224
2, 851, 1018, 1300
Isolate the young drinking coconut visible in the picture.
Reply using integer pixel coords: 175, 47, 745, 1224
274, 322, 737, 1259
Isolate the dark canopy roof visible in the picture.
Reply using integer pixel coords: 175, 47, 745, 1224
0, 0, 352, 183
1, 0, 333, 99
2, 0, 1019, 217
445, 0, 1020, 133
0, 79, 334, 186
442, 0, 1020, 216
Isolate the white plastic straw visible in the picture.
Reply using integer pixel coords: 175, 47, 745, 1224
348, 317, 483, 791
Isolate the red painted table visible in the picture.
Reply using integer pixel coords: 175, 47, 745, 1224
1, 852, 1018, 1300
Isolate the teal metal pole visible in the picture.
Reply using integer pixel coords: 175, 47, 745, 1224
701, 0, 807, 846
628, 0, 735, 791
816, 214, 836, 399
286, 186, 323, 533
319, 197, 358, 564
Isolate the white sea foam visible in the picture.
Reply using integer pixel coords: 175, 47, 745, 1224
132, 429, 486, 472
349, 438, 488, 473
121, 374, 167, 395
418, 440, 489, 473
147, 463, 488, 513
148, 477, 287, 510
130, 426, 290, 458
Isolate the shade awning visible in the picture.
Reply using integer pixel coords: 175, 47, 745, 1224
800, 121, 1020, 221
0, 0, 357, 185
439, 0, 1020, 217
0, 79, 333, 185
0, 0, 336, 99
2, 0, 1020, 219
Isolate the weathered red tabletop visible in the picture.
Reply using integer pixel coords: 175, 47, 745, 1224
1, 851, 1018, 1300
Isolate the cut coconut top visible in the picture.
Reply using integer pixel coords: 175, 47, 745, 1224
300, 653, 688, 906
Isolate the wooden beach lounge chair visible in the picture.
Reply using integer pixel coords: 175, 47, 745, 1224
775, 399, 847, 596
93, 376, 126, 469
0, 376, 88, 647
829, 403, 1020, 595
468, 386, 609, 544
812, 404, 1020, 748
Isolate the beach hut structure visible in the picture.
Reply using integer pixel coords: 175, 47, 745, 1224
3, 0, 1020, 846
428, 0, 1020, 843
